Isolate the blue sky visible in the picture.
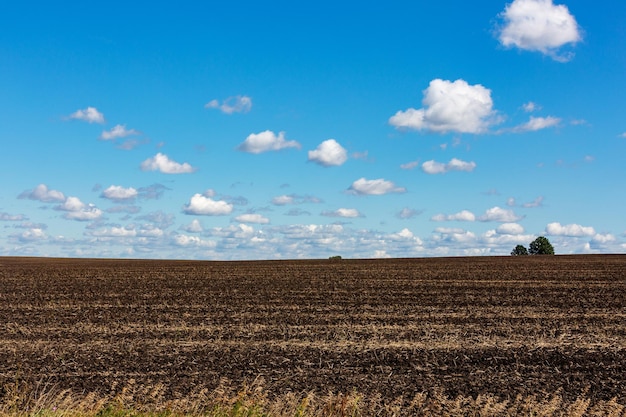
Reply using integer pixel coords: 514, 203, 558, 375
1, 0, 625, 259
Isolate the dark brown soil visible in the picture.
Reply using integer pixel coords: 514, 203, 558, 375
1, 255, 625, 402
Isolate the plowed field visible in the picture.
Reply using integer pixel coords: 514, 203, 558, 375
1, 255, 625, 403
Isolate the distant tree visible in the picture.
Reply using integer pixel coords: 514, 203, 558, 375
528, 236, 555, 255
329, 255, 342, 261
511, 244, 529, 256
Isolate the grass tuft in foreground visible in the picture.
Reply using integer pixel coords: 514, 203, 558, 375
1, 381, 625, 417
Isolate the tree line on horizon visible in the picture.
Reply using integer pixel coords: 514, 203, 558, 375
511, 236, 555, 256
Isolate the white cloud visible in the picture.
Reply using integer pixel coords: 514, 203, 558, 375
619, 133, 626, 138
348, 178, 406, 195
140, 153, 196, 174
235, 213, 270, 224
0, 212, 27, 221
101, 185, 138, 202
522, 101, 541, 112
237, 130, 301, 154
478, 206, 524, 222
396, 208, 422, 219
508, 116, 561, 133
67, 106, 105, 124
57, 196, 103, 221
272, 195, 295, 206
422, 158, 476, 174
100, 124, 140, 141
183, 219, 204, 233
91, 226, 137, 238
18, 184, 66, 203
183, 193, 233, 216
497, 0, 582, 61
173, 234, 217, 248
497, 223, 525, 235
15, 228, 48, 242
546, 222, 595, 236
431, 210, 476, 222
400, 160, 420, 170
522, 196, 544, 208
389, 79, 498, 134
205, 95, 252, 114
321, 208, 362, 218
308, 139, 348, 167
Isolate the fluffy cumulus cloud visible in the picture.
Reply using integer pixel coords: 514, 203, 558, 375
99, 124, 140, 141
234, 213, 270, 224
431, 210, 476, 222
321, 208, 362, 218
546, 222, 595, 236
478, 206, 524, 222
497, 223, 525, 235
183, 194, 233, 216
67, 106, 105, 124
348, 178, 406, 195
56, 196, 103, 221
140, 153, 196, 174
497, 0, 582, 61
18, 184, 66, 203
389, 79, 498, 134
422, 158, 476, 174
307, 139, 348, 167
101, 185, 138, 202
205, 95, 252, 114
237, 130, 301, 154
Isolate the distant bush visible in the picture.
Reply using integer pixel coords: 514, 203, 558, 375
329, 255, 342, 261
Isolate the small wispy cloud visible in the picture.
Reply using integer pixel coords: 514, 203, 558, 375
422, 158, 476, 174
431, 210, 476, 222
100, 124, 140, 141
522, 101, 541, 113
140, 153, 197, 174
205, 95, 252, 114
234, 213, 270, 224
321, 208, 362, 218
348, 178, 406, 196
67, 107, 105, 124
505, 116, 561, 133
